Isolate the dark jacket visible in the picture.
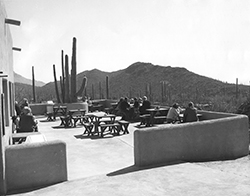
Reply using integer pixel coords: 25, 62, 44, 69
18, 114, 37, 133
183, 107, 198, 123
139, 100, 151, 114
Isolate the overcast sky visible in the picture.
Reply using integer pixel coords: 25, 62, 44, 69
3, 0, 250, 84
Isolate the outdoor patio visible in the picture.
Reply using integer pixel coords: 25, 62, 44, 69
10, 115, 250, 196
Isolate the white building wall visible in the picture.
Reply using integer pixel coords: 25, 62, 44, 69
0, 0, 15, 194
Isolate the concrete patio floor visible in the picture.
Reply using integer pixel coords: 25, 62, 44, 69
10, 116, 250, 195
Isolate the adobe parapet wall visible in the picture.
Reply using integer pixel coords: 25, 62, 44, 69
5, 140, 67, 194
134, 111, 249, 167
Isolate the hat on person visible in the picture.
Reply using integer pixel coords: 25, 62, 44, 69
173, 103, 179, 109
188, 102, 194, 107
23, 106, 31, 114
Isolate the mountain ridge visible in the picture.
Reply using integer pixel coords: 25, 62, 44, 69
14, 72, 46, 87
14, 62, 247, 104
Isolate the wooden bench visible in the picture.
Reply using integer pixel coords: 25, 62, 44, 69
69, 109, 86, 127
60, 116, 72, 127
12, 132, 41, 144
99, 123, 121, 137
71, 115, 83, 127
82, 122, 94, 136
139, 114, 151, 127
153, 116, 167, 124
117, 120, 130, 134
46, 112, 54, 121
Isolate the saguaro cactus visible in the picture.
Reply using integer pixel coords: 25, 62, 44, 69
61, 50, 65, 103
53, 64, 61, 103
53, 37, 88, 103
106, 75, 109, 99
71, 37, 77, 103
32, 66, 36, 103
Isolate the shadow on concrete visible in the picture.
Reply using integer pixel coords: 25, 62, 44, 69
74, 134, 114, 140
39, 119, 53, 123
107, 161, 185, 177
134, 124, 159, 129
52, 125, 83, 129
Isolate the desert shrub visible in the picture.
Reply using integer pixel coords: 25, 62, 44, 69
209, 95, 247, 113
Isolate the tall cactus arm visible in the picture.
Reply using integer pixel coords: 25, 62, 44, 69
76, 76, 87, 97
61, 50, 65, 103
65, 54, 70, 103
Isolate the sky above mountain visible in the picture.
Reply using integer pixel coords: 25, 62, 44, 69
3, 0, 250, 84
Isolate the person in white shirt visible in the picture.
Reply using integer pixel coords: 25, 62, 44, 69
166, 103, 181, 123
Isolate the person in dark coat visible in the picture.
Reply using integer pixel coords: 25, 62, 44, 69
183, 102, 198, 123
18, 106, 38, 133
139, 96, 151, 115
119, 97, 131, 120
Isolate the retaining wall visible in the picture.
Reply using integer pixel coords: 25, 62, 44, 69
134, 111, 249, 167
5, 140, 67, 193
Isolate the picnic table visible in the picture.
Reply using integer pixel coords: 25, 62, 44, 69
53, 105, 67, 120
144, 107, 169, 126
12, 132, 41, 144
85, 112, 119, 137
68, 109, 86, 127
59, 109, 86, 128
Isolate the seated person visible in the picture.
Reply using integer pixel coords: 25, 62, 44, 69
183, 102, 198, 123
119, 97, 131, 120
18, 106, 38, 133
166, 103, 181, 123
131, 97, 140, 120
139, 96, 151, 115
20, 98, 29, 112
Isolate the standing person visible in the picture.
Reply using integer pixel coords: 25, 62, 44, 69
18, 106, 38, 133
183, 102, 198, 123
166, 103, 181, 123
139, 96, 151, 115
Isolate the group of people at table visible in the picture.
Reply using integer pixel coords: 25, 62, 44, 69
12, 96, 199, 135
115, 96, 199, 124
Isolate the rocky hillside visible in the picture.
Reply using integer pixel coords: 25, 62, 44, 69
14, 62, 248, 104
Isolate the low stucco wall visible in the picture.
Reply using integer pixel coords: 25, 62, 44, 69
30, 102, 89, 115
30, 103, 47, 115
134, 112, 249, 167
5, 140, 67, 193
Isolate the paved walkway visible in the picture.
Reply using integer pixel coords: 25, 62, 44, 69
10, 116, 250, 195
